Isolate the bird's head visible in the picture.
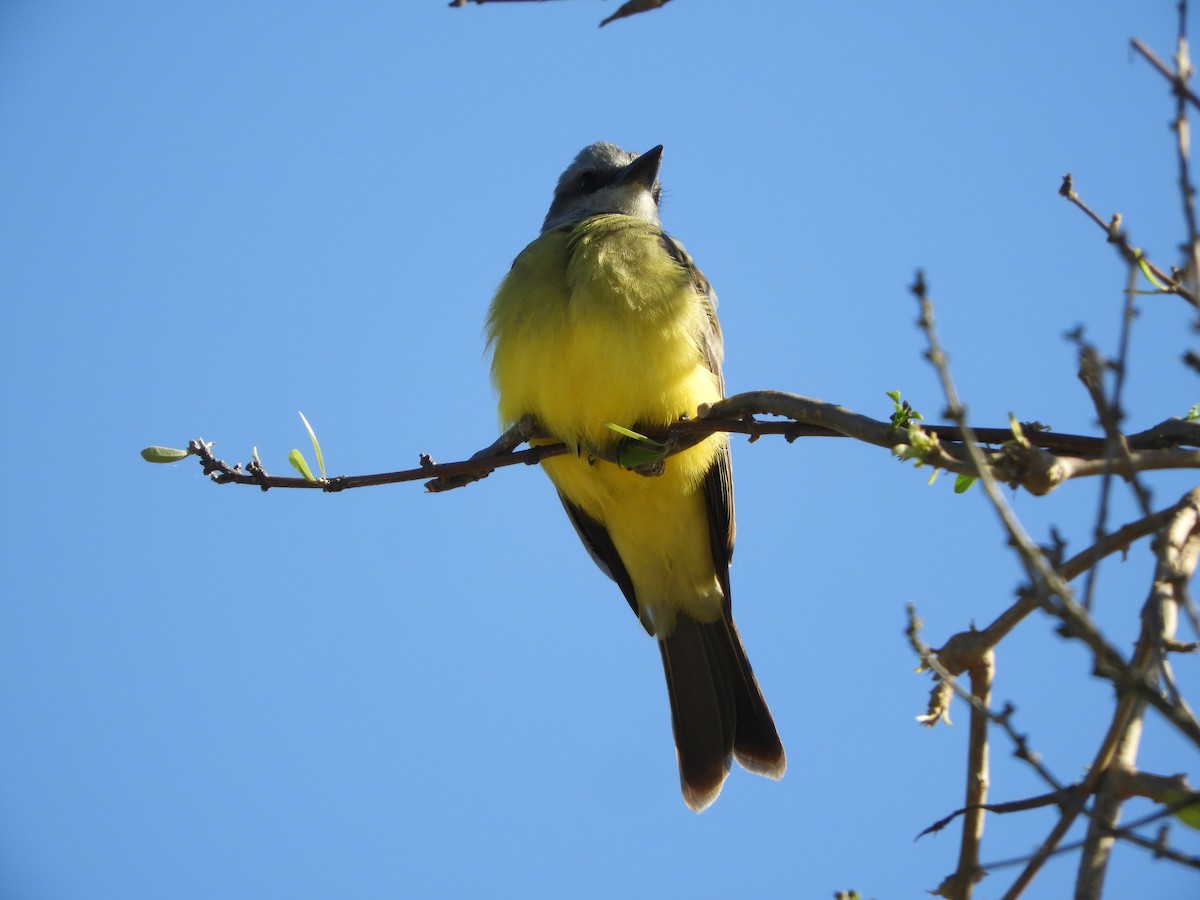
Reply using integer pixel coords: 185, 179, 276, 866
541, 142, 664, 233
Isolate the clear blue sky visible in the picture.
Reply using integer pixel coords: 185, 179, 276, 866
3, 2, 1198, 897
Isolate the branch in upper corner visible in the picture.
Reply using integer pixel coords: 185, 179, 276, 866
446, 0, 674, 28
599, 0, 672, 27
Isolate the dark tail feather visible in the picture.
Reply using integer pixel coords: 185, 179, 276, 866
658, 614, 786, 812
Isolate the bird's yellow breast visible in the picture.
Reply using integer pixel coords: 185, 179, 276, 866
488, 215, 722, 481
486, 215, 727, 632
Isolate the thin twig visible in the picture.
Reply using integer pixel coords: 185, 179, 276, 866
1075, 262, 1154, 612
1059, 174, 1199, 308
1132, 37, 1200, 113
907, 608, 1066, 796
971, 498, 1190, 652
982, 798, 1200, 873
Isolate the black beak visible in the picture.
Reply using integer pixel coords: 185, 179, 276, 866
613, 145, 663, 189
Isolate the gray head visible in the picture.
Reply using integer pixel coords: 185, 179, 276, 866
541, 142, 664, 233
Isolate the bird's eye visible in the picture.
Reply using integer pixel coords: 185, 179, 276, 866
651, 185, 662, 205
578, 170, 598, 193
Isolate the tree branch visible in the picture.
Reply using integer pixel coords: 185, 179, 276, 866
152, 396, 1200, 498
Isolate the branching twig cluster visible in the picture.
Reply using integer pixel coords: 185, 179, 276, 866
902, 11, 1200, 897
908, 272, 1200, 896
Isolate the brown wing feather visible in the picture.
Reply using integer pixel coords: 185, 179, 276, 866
557, 491, 640, 620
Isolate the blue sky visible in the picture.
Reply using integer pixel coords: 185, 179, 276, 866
2, 2, 1198, 897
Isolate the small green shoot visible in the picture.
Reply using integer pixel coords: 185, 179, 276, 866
1007, 413, 1030, 447
603, 421, 654, 443
298, 411, 325, 480
893, 420, 942, 485
887, 390, 924, 430
1133, 250, 1168, 291
288, 448, 317, 482
140, 445, 191, 464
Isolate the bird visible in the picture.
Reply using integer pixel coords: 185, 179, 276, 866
486, 142, 785, 811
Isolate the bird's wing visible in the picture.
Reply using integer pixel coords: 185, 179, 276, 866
659, 232, 736, 597
702, 447, 735, 615
657, 233, 724, 392
557, 491, 641, 619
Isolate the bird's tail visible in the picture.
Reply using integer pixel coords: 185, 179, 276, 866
658, 614, 786, 812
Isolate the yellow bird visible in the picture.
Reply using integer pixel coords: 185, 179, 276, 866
486, 142, 784, 811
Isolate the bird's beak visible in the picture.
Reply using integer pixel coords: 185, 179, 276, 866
614, 145, 664, 189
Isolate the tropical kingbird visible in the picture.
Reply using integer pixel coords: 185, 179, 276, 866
486, 142, 785, 811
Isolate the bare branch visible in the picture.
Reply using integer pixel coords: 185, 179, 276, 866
966, 496, 1193, 657
152, 395, 1200, 499
447, 0, 674, 28
1131, 37, 1200, 113
982, 796, 1200, 874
